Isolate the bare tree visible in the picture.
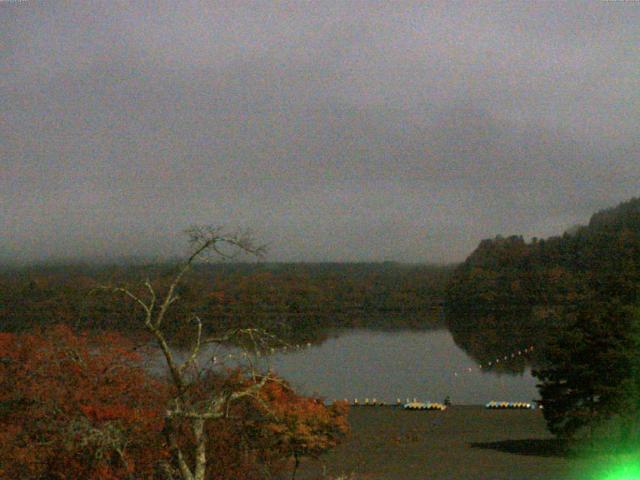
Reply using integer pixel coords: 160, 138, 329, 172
106, 226, 272, 480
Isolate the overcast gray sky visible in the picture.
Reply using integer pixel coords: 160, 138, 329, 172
2, 1, 639, 264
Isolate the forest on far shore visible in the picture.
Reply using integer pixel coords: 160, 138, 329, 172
445, 197, 640, 372
0, 262, 452, 345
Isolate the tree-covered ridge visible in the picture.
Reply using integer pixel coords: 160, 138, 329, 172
0, 262, 452, 344
445, 197, 640, 371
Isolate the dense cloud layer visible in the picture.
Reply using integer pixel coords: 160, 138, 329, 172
2, 1, 639, 264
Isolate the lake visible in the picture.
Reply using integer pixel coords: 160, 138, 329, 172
215, 328, 540, 405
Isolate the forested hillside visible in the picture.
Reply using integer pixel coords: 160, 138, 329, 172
0, 263, 452, 344
445, 197, 640, 370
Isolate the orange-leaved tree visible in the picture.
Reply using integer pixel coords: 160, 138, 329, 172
0, 325, 166, 479
185, 373, 350, 480
243, 378, 350, 480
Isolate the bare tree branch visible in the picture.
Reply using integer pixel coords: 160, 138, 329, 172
102, 225, 270, 480
178, 316, 203, 376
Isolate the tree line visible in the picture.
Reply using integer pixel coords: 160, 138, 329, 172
445, 197, 640, 446
0, 261, 451, 344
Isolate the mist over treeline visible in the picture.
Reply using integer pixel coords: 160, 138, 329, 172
3, 197, 639, 357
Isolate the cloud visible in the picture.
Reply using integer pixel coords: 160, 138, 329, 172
2, 1, 639, 264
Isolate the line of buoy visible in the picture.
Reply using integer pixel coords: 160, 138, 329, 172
210, 341, 315, 364
453, 345, 536, 377
351, 398, 386, 406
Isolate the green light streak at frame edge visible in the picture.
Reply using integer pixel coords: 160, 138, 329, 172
593, 458, 640, 480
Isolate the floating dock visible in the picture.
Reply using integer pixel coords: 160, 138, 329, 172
343, 398, 536, 410
403, 401, 447, 411
347, 398, 448, 410
485, 401, 534, 409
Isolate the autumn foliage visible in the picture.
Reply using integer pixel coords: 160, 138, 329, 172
160, 369, 349, 479
0, 325, 166, 479
0, 326, 349, 479
257, 380, 350, 474
199, 375, 350, 479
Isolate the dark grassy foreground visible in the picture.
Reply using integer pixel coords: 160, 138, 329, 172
296, 406, 602, 480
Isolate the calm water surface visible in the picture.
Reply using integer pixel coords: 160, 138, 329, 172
161, 328, 538, 405
262, 329, 538, 405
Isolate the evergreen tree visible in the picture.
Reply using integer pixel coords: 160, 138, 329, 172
533, 299, 640, 443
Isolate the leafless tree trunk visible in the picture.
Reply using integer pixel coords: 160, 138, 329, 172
107, 226, 272, 480
291, 452, 300, 480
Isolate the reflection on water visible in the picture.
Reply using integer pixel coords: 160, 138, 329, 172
260, 329, 538, 405
445, 307, 548, 375
157, 328, 539, 405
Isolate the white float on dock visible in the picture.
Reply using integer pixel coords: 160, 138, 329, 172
485, 401, 534, 409
403, 401, 447, 411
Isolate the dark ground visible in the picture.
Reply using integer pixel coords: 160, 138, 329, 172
296, 406, 607, 480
